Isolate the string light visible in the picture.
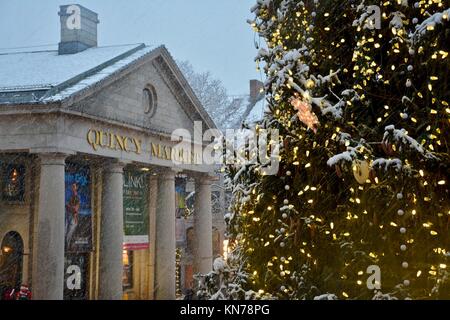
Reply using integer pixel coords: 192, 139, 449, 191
227, 0, 449, 300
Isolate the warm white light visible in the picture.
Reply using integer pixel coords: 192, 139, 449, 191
223, 240, 230, 261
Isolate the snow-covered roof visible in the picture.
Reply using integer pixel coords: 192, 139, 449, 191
224, 96, 251, 128
223, 94, 267, 129
245, 97, 267, 123
0, 43, 155, 104
44, 45, 155, 102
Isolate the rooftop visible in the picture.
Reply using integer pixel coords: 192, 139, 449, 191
223, 94, 267, 128
0, 43, 156, 104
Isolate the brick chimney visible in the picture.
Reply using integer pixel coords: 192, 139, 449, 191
58, 4, 99, 55
250, 79, 263, 102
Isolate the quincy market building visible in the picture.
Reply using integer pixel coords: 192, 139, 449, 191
0, 5, 217, 300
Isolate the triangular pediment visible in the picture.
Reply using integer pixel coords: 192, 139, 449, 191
62, 46, 216, 134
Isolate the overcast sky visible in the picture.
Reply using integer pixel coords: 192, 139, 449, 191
0, 0, 261, 95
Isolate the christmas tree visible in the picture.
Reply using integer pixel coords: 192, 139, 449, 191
226, 0, 449, 299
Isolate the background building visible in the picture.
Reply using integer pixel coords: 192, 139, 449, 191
0, 4, 218, 300
222, 79, 267, 129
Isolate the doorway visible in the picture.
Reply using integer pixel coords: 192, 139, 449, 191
0, 231, 24, 299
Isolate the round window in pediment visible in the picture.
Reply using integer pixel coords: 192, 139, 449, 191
143, 85, 157, 118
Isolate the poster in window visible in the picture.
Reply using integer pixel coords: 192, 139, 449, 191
175, 177, 186, 218
65, 164, 92, 253
123, 171, 149, 250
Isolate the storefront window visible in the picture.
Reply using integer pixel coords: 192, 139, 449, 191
212, 191, 221, 215
122, 250, 133, 290
184, 264, 194, 290
186, 228, 194, 255
212, 228, 221, 257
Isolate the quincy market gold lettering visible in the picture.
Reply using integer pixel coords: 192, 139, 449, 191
87, 129, 142, 154
151, 142, 201, 164
86, 129, 202, 164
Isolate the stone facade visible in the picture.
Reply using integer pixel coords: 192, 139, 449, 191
0, 43, 218, 300
70, 58, 198, 134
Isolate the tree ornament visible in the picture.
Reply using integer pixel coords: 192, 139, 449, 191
306, 79, 315, 88
353, 160, 371, 184
290, 94, 319, 133
398, 209, 405, 216
402, 262, 409, 268
400, 227, 406, 234
400, 244, 407, 251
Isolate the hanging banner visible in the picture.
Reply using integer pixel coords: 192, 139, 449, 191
175, 177, 186, 218
65, 164, 92, 253
123, 171, 149, 250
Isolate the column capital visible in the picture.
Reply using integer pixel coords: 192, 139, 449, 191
194, 173, 218, 186
156, 167, 180, 181
38, 153, 69, 165
103, 160, 127, 174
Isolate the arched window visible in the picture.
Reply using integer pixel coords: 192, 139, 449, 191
0, 231, 24, 299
